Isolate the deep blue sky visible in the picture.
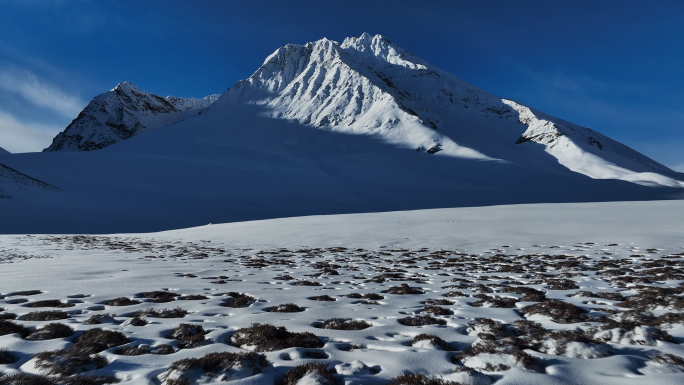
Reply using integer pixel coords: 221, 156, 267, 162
1, 0, 682, 170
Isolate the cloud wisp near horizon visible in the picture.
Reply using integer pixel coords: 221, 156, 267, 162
0, 66, 86, 153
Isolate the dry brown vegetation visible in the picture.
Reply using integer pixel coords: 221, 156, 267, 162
230, 323, 323, 352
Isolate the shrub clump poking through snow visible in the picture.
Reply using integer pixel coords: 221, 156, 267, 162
25, 323, 74, 340
131, 307, 188, 319
24, 299, 75, 308
384, 284, 425, 295
280, 363, 337, 385
387, 373, 465, 385
33, 328, 130, 376
314, 318, 372, 330
159, 351, 269, 385
0, 320, 32, 338
104, 297, 141, 306
423, 305, 451, 315
499, 286, 546, 302
166, 323, 209, 348
20, 311, 70, 321
72, 328, 130, 354
519, 300, 588, 323
471, 295, 518, 308
33, 349, 109, 376
0, 374, 119, 385
619, 287, 684, 311
398, 315, 447, 326
265, 303, 303, 313
230, 323, 323, 352
222, 292, 256, 308
652, 353, 684, 370
0, 348, 17, 364
412, 334, 455, 351
137, 291, 177, 303
308, 295, 336, 302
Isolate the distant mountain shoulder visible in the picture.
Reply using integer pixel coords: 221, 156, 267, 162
0, 162, 61, 199
44, 82, 219, 152
0, 147, 10, 154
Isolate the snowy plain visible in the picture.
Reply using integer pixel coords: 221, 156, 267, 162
1, 200, 683, 384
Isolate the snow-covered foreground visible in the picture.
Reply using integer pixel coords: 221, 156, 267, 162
1, 201, 683, 384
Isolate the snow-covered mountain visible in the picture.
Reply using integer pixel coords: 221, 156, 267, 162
0, 162, 61, 199
1, 33, 682, 233
0, 147, 10, 154
44, 82, 219, 151
222, 33, 680, 187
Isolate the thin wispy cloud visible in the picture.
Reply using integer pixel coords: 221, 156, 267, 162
0, 68, 85, 117
0, 108, 61, 153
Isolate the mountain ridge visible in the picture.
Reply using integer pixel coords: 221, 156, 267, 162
43, 81, 220, 151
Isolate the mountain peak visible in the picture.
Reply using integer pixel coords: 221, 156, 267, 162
45, 83, 219, 152
112, 81, 141, 92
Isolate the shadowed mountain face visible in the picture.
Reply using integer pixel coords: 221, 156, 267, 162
1, 34, 682, 233
0, 162, 61, 199
44, 82, 219, 152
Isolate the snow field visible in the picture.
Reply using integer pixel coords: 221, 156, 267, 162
0, 201, 683, 384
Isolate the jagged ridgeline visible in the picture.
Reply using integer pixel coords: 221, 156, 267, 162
43, 33, 681, 187
44, 82, 219, 151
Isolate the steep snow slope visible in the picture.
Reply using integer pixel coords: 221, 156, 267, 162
44, 82, 219, 151
0, 162, 61, 199
224, 33, 681, 186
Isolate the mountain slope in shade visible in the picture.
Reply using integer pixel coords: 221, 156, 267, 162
222, 33, 681, 187
0, 162, 61, 199
0, 147, 9, 154
44, 82, 219, 151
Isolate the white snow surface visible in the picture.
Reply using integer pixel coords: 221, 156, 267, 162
43, 81, 219, 151
0, 201, 683, 384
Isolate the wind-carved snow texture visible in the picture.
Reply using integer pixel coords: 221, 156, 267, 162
0, 220, 683, 384
44, 82, 219, 151
0, 163, 61, 199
